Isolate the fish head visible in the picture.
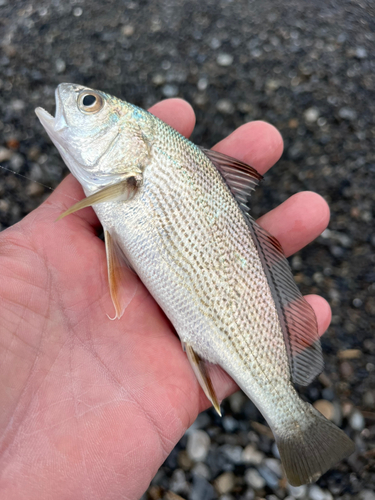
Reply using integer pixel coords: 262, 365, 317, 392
35, 83, 140, 190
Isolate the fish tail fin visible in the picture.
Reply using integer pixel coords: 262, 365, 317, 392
275, 403, 355, 486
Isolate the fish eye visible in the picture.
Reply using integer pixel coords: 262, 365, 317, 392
78, 91, 104, 114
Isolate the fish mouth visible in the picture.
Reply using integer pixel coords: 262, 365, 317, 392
35, 86, 68, 136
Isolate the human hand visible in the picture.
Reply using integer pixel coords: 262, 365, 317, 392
0, 99, 331, 499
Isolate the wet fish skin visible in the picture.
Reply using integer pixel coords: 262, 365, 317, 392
35, 83, 355, 485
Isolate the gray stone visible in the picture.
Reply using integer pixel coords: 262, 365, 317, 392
357, 491, 375, 500
220, 444, 243, 464
191, 462, 211, 480
263, 458, 282, 477
309, 485, 333, 500
222, 416, 238, 433
287, 484, 307, 498
338, 107, 357, 121
244, 468, 266, 490
258, 464, 279, 489
170, 469, 188, 495
187, 430, 211, 462
162, 84, 179, 98
189, 474, 216, 500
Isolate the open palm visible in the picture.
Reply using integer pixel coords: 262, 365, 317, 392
0, 99, 331, 500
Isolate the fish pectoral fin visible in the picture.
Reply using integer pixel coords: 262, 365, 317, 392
56, 174, 141, 221
104, 229, 136, 320
185, 344, 221, 416
201, 148, 263, 208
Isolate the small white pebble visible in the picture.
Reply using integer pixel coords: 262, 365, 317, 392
304, 107, 320, 123
217, 53, 233, 66
350, 409, 365, 431
187, 430, 211, 462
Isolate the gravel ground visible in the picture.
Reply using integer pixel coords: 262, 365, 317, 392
1, 0, 374, 498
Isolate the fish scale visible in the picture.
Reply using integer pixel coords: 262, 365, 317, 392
36, 83, 355, 486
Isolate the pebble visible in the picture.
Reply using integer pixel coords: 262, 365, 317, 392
244, 468, 266, 490
258, 464, 279, 489
338, 107, 357, 121
264, 458, 282, 477
309, 485, 333, 500
10, 99, 25, 111
304, 107, 320, 123
162, 84, 178, 98
178, 450, 194, 471
121, 24, 134, 37
340, 360, 354, 380
26, 182, 45, 197
216, 99, 235, 115
0, 147, 13, 162
191, 462, 211, 479
152, 74, 165, 86
216, 53, 233, 66
242, 444, 264, 465
197, 77, 208, 91
272, 442, 280, 459
338, 349, 361, 360
349, 410, 365, 431
222, 416, 238, 433
190, 474, 216, 500
214, 471, 235, 495
187, 430, 211, 462
313, 399, 334, 420
355, 47, 367, 59
287, 484, 307, 498
9, 153, 24, 172
220, 444, 243, 464
169, 469, 188, 495
357, 491, 375, 500
228, 391, 246, 413
55, 58, 66, 73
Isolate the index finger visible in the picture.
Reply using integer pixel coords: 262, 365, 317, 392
213, 121, 284, 174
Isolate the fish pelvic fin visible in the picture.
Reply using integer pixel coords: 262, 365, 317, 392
276, 403, 355, 486
56, 174, 141, 221
104, 230, 137, 320
185, 344, 221, 416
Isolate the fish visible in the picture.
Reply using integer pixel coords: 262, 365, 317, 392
35, 83, 355, 486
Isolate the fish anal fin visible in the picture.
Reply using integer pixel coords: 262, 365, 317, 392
202, 148, 263, 207
56, 174, 141, 221
105, 230, 137, 320
185, 344, 222, 416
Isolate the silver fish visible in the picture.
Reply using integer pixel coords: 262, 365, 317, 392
35, 83, 354, 486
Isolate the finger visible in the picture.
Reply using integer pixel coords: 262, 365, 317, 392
213, 121, 284, 174
149, 98, 196, 138
257, 191, 330, 257
304, 295, 332, 336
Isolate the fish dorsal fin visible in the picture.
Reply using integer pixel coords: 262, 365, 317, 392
202, 148, 263, 206
246, 217, 323, 385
